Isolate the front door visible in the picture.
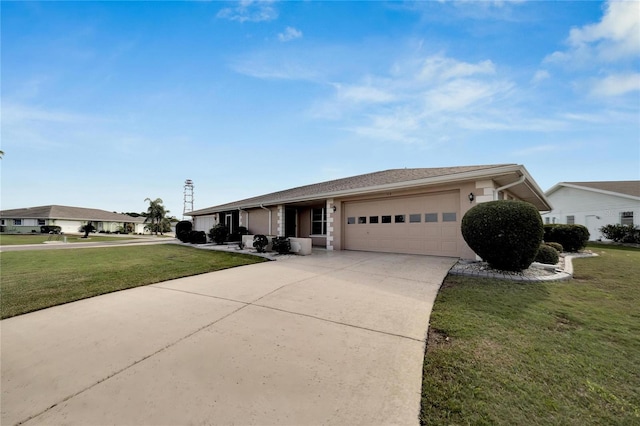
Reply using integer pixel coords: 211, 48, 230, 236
285, 208, 297, 237
225, 214, 234, 234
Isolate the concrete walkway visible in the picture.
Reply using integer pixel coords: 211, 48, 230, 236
1, 250, 456, 426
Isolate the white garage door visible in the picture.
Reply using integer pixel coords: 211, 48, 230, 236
344, 191, 461, 257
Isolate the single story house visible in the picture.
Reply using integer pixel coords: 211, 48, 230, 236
542, 181, 640, 240
187, 164, 551, 259
0, 205, 147, 234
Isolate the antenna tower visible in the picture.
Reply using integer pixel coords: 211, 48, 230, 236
183, 179, 194, 219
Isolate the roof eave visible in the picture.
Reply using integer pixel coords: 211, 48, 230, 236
189, 164, 551, 214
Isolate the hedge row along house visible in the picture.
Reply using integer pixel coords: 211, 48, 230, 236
542, 181, 640, 241
0, 205, 147, 235
187, 164, 552, 260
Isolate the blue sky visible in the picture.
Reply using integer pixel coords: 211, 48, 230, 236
2, 0, 639, 217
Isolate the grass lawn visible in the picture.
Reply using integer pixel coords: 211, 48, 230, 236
0, 244, 266, 319
421, 244, 640, 425
0, 234, 144, 245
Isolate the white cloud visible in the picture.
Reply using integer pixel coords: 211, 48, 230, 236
216, 0, 278, 23
546, 0, 640, 65
531, 70, 550, 84
278, 26, 302, 42
590, 73, 640, 97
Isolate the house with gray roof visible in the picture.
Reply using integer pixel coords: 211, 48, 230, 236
0, 205, 147, 234
187, 164, 551, 259
542, 181, 640, 241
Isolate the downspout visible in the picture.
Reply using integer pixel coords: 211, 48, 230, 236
259, 204, 272, 235
493, 174, 526, 200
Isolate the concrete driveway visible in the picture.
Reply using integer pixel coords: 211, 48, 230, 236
1, 250, 456, 426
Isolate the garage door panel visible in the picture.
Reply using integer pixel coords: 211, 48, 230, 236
344, 192, 460, 257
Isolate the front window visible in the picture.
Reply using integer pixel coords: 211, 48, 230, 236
38, 219, 46, 226
14, 219, 22, 226
567, 215, 575, 225
312, 208, 327, 234
621, 212, 634, 226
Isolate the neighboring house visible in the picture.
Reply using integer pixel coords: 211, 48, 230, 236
542, 181, 640, 241
187, 164, 551, 260
0, 205, 147, 234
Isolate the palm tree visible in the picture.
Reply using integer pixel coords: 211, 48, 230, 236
0, 150, 4, 159
144, 198, 168, 235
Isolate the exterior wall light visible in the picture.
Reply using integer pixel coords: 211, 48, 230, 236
332, 206, 337, 212
468, 193, 475, 203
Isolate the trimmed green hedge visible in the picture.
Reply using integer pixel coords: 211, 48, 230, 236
535, 244, 559, 265
543, 224, 589, 252
462, 200, 544, 272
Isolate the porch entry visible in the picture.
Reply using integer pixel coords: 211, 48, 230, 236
285, 207, 297, 237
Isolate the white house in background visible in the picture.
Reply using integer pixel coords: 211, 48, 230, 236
542, 181, 640, 240
0, 205, 147, 234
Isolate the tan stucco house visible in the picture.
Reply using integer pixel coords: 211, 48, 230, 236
0, 205, 147, 234
187, 164, 551, 259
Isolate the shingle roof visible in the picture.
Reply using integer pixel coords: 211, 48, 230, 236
0, 205, 145, 223
189, 164, 520, 215
562, 181, 640, 198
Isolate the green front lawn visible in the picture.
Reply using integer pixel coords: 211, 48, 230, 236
0, 245, 266, 319
421, 244, 640, 425
0, 234, 143, 245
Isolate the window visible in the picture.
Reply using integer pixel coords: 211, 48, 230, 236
409, 214, 421, 223
545, 217, 550, 224
0, 219, 4, 226
395, 215, 405, 223
13, 219, 22, 226
621, 211, 634, 226
552, 217, 557, 224
381, 215, 392, 223
358, 216, 367, 224
347, 217, 356, 225
38, 219, 46, 226
566, 215, 575, 225
312, 208, 327, 234
443, 212, 457, 222
369, 216, 379, 224
425, 213, 438, 223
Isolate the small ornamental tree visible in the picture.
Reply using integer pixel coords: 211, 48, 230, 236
461, 200, 544, 272
253, 235, 268, 253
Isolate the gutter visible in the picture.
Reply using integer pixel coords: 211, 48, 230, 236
494, 174, 526, 200
259, 204, 272, 235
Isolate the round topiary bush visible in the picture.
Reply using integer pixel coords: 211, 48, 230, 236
461, 200, 544, 272
544, 242, 563, 253
535, 244, 559, 265
176, 220, 193, 243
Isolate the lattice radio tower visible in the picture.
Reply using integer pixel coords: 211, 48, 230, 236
183, 179, 194, 219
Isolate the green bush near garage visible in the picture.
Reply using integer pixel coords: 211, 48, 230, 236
461, 200, 544, 272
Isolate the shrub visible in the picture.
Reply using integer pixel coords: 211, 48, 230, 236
189, 230, 207, 244
543, 224, 589, 252
253, 234, 268, 253
40, 226, 62, 234
176, 221, 193, 243
600, 224, 640, 243
535, 244, 559, 265
544, 242, 564, 253
461, 200, 544, 272
271, 236, 291, 254
208, 224, 229, 245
